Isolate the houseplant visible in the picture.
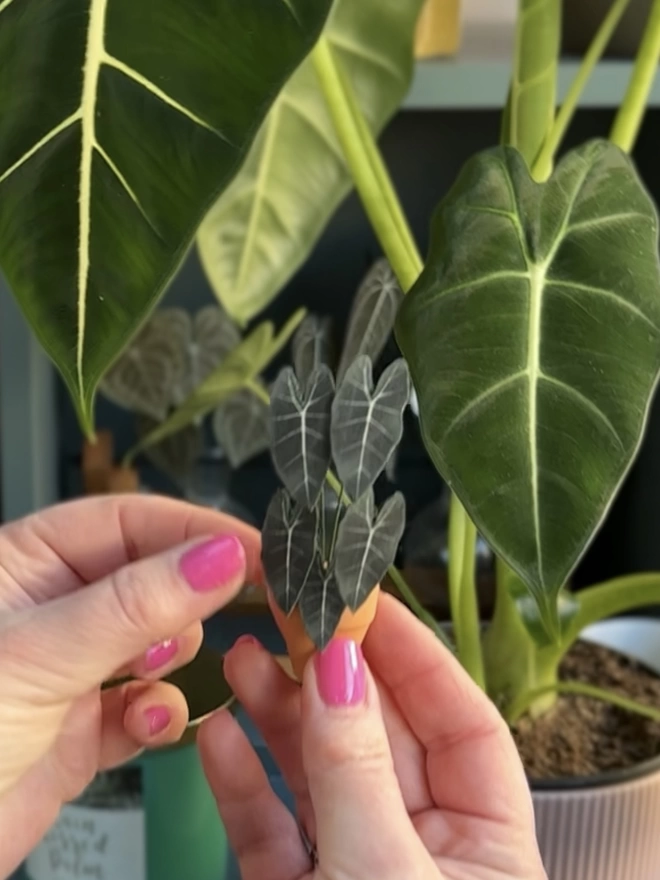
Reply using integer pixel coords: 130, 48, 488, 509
4, 1, 660, 878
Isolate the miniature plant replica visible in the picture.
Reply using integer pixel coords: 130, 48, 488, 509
261, 355, 409, 676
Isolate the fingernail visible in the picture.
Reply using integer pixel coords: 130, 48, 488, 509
314, 639, 365, 707
145, 706, 171, 736
232, 634, 260, 650
180, 535, 245, 592
144, 638, 178, 671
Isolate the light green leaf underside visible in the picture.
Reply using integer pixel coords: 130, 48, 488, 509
0, 0, 330, 434
197, 0, 425, 325
396, 141, 660, 608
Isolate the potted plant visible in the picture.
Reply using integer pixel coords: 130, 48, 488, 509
5, 2, 660, 879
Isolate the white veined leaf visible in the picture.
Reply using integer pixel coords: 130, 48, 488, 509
292, 313, 335, 384
298, 561, 345, 650
261, 489, 317, 615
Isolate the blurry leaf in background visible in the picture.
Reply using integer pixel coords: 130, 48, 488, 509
126, 309, 305, 462
174, 305, 241, 403
212, 386, 270, 468
397, 141, 660, 623
292, 313, 336, 384
198, 0, 425, 326
337, 258, 403, 381
331, 357, 411, 499
0, 0, 333, 434
135, 415, 203, 487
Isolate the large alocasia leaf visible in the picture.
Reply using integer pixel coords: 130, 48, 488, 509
0, 0, 331, 435
396, 140, 660, 616
197, 0, 424, 325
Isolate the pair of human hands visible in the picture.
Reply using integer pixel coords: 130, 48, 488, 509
0, 495, 546, 880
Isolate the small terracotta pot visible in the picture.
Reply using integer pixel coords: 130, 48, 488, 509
107, 465, 140, 493
81, 430, 114, 494
269, 587, 380, 680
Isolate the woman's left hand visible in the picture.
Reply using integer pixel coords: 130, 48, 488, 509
0, 495, 261, 877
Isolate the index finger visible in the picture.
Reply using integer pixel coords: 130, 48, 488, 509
5, 494, 263, 588
363, 593, 534, 826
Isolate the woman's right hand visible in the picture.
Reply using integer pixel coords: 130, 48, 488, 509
199, 593, 547, 880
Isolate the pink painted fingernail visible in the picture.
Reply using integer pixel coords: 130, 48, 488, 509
145, 706, 171, 736
232, 634, 260, 649
180, 535, 245, 592
314, 639, 365, 707
144, 638, 178, 671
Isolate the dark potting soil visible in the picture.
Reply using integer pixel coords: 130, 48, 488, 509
512, 641, 660, 780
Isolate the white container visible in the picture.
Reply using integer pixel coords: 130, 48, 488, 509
531, 617, 660, 880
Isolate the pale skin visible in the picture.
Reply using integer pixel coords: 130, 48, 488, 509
0, 495, 547, 880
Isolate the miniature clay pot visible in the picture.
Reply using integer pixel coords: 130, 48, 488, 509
107, 465, 140, 493
81, 430, 114, 494
269, 587, 380, 680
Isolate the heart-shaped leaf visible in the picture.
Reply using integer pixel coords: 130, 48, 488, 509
270, 365, 335, 508
298, 561, 345, 650
396, 141, 660, 612
197, 0, 424, 325
0, 0, 331, 434
292, 314, 335, 384
212, 386, 270, 469
135, 415, 202, 486
262, 489, 317, 615
335, 489, 406, 610
101, 309, 190, 420
337, 259, 403, 381
174, 305, 241, 404
331, 357, 411, 499
126, 309, 304, 462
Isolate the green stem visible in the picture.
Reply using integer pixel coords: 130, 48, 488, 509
610, 0, 660, 152
533, 0, 632, 178
245, 378, 270, 405
311, 38, 422, 289
448, 494, 485, 688
508, 679, 660, 725
563, 573, 660, 646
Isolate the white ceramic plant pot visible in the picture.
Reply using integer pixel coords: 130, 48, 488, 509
531, 617, 660, 880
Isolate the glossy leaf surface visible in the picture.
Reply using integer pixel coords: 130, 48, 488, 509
0, 0, 331, 433
198, 0, 424, 325
331, 356, 411, 499
397, 141, 660, 611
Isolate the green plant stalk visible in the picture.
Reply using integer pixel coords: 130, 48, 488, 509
563, 573, 660, 646
245, 378, 270, 405
610, 0, 660, 151
507, 679, 660, 725
312, 37, 481, 660
533, 0, 632, 178
448, 494, 485, 688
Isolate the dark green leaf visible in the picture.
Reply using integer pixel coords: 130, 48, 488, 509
0, 0, 331, 434
335, 489, 406, 610
331, 356, 411, 499
337, 259, 403, 381
126, 309, 304, 461
176, 305, 241, 403
198, 0, 424, 325
396, 141, 660, 612
212, 386, 270, 469
135, 415, 202, 486
292, 314, 335, 384
270, 365, 335, 508
299, 561, 345, 649
262, 489, 317, 615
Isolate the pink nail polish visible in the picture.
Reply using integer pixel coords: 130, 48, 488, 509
314, 639, 366, 707
232, 634, 260, 649
145, 706, 171, 736
144, 638, 178, 671
180, 535, 245, 592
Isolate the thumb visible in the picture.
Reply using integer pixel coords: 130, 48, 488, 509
0, 534, 246, 700
301, 639, 435, 879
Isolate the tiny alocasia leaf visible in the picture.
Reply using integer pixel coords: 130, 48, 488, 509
298, 561, 345, 650
331, 356, 411, 500
270, 365, 335, 508
292, 314, 335, 384
212, 386, 269, 468
335, 489, 406, 610
0, 0, 332, 435
396, 140, 660, 615
261, 489, 317, 615
337, 259, 403, 381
